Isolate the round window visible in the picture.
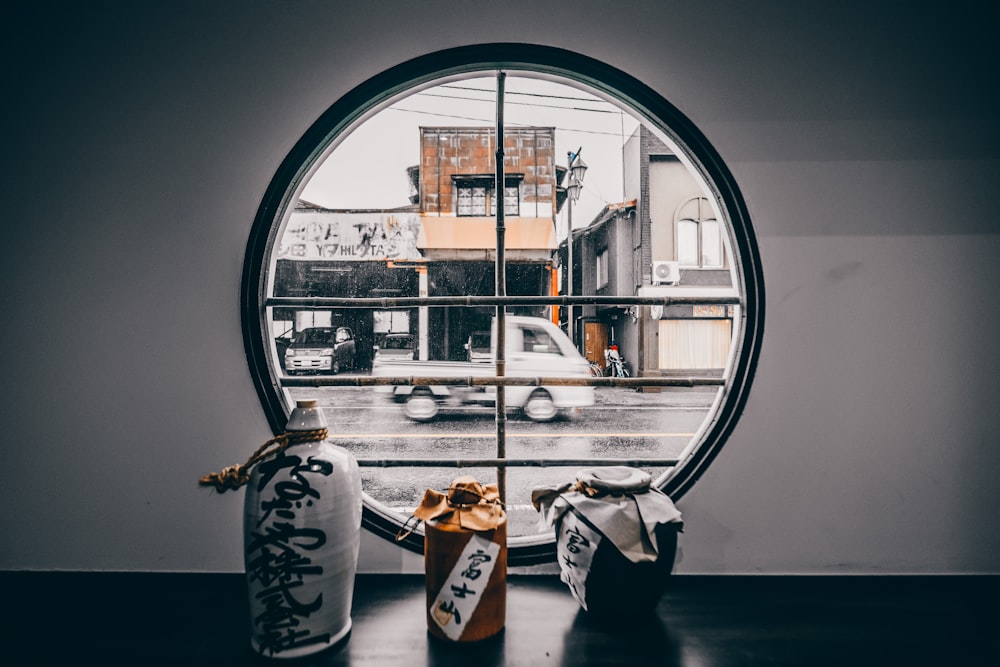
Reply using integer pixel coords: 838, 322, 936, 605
242, 44, 763, 566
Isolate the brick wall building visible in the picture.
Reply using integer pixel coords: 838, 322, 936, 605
415, 127, 561, 359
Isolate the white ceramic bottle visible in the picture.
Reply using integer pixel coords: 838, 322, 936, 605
242, 399, 362, 658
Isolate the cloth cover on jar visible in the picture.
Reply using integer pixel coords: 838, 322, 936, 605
531, 466, 682, 563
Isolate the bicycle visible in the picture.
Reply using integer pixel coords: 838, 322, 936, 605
604, 346, 630, 378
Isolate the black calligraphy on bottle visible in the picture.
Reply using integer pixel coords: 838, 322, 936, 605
246, 451, 335, 656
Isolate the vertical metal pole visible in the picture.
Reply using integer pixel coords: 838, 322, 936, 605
494, 71, 507, 507
567, 171, 574, 346
417, 266, 429, 361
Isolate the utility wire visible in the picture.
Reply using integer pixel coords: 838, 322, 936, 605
419, 91, 619, 114
387, 106, 632, 137
440, 84, 609, 104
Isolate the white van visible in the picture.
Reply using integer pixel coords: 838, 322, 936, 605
372, 316, 594, 422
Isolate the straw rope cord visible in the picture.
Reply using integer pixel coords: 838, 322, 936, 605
396, 482, 503, 541
199, 428, 328, 492
574, 479, 624, 498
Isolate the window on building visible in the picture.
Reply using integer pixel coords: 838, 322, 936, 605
456, 184, 488, 216
495, 185, 520, 216
676, 197, 723, 268
374, 310, 410, 333
242, 46, 763, 566
596, 248, 609, 289
455, 178, 520, 217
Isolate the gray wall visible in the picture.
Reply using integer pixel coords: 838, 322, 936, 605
2, 1, 997, 574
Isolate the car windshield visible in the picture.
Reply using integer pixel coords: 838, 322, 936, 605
294, 329, 335, 346
383, 336, 413, 350
470, 333, 489, 350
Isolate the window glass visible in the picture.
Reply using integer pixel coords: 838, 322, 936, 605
676, 197, 722, 269
521, 327, 560, 354
472, 187, 488, 215
373, 310, 410, 333
382, 335, 414, 350
456, 187, 475, 216
596, 249, 609, 289
702, 219, 722, 268
494, 185, 520, 216
678, 220, 699, 266
243, 47, 762, 565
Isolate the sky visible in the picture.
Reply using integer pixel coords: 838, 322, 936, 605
300, 74, 643, 233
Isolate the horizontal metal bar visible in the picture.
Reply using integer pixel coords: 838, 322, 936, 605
280, 375, 724, 388
267, 294, 741, 309
354, 457, 679, 468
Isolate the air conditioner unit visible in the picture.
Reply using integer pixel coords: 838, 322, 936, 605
651, 260, 680, 285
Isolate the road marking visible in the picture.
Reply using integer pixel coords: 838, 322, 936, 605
330, 431, 695, 439
325, 405, 706, 412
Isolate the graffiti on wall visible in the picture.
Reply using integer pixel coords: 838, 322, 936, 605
278, 212, 421, 261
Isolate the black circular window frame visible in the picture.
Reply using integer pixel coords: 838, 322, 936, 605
241, 43, 764, 567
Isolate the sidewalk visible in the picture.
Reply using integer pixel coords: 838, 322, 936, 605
592, 385, 718, 409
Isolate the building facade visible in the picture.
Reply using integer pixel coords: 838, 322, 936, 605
272, 204, 423, 368
571, 125, 739, 379
415, 126, 560, 359
273, 126, 562, 365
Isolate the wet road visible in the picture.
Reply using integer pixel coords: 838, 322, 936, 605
287, 385, 716, 539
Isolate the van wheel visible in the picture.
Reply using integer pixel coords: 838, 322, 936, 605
404, 389, 439, 422
524, 389, 558, 422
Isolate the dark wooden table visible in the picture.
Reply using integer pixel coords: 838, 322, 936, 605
4, 572, 995, 665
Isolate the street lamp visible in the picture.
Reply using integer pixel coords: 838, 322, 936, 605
565, 148, 587, 345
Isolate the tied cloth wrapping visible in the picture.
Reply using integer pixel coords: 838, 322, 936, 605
400, 476, 505, 537
531, 466, 682, 563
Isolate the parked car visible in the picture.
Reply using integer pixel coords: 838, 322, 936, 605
284, 326, 356, 374
464, 331, 491, 362
274, 336, 292, 361
373, 333, 415, 362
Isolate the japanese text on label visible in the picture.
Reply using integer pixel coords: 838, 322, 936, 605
556, 510, 602, 611
430, 534, 500, 640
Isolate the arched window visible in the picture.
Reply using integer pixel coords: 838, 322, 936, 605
242, 45, 764, 566
677, 197, 723, 268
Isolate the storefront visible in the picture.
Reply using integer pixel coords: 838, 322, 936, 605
272, 208, 423, 369
273, 206, 556, 365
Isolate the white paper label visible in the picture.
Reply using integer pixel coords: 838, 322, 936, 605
429, 534, 501, 640
556, 510, 603, 610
